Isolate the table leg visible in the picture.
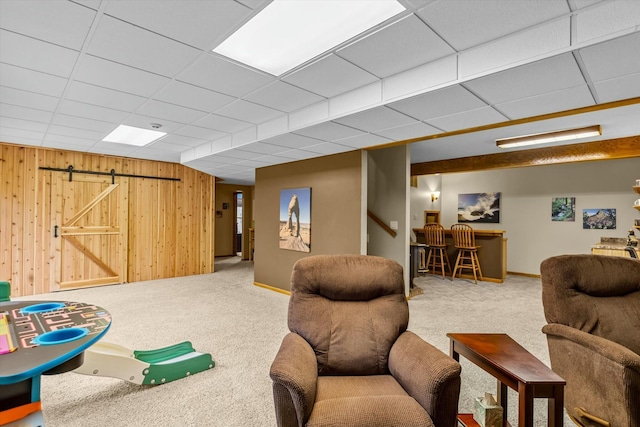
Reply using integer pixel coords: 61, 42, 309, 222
497, 380, 508, 427
548, 385, 564, 427
450, 342, 459, 362
517, 383, 534, 427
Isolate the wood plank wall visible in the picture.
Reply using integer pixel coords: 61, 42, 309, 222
0, 143, 216, 297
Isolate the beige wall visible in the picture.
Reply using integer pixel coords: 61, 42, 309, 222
254, 151, 363, 291
215, 183, 253, 259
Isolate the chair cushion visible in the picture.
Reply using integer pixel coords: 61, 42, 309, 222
289, 255, 409, 375
307, 376, 434, 427
541, 254, 640, 355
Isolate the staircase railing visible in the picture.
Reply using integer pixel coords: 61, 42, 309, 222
367, 210, 397, 238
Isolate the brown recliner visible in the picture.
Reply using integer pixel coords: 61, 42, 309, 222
540, 254, 640, 427
270, 254, 461, 427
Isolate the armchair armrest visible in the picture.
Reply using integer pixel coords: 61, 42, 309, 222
270, 332, 318, 427
543, 323, 640, 371
389, 331, 461, 427
543, 323, 640, 427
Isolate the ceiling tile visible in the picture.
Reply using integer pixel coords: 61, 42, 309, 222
0, 116, 49, 133
337, 14, 455, 78
335, 133, 392, 148
229, 142, 291, 156
129, 147, 181, 163
0, 63, 68, 97
47, 124, 105, 140
173, 125, 228, 141
593, 72, 640, 103
52, 114, 117, 133
0, 103, 53, 123
71, 0, 101, 10
292, 121, 364, 141
373, 121, 440, 141
104, 0, 253, 50
333, 106, 417, 132
75, 55, 171, 97
425, 106, 508, 132
177, 53, 274, 97
136, 100, 208, 124
43, 132, 97, 148
0, 29, 79, 77
302, 142, 352, 156
245, 81, 325, 112
0, 0, 94, 50
65, 81, 147, 111
282, 54, 379, 98
496, 85, 595, 119
58, 100, 130, 123
278, 150, 319, 161
262, 133, 324, 149
464, 53, 586, 105
151, 134, 206, 149
0, 127, 44, 144
123, 114, 184, 133
154, 81, 235, 112
214, 100, 283, 124
417, 0, 569, 51
388, 85, 488, 121
579, 31, 640, 82
87, 16, 201, 77
192, 114, 254, 133
0, 86, 59, 111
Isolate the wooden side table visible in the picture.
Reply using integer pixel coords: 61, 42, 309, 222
447, 333, 565, 427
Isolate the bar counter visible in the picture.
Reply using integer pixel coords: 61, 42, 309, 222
413, 228, 507, 283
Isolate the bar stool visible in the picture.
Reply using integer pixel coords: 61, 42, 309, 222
450, 224, 483, 284
423, 224, 451, 279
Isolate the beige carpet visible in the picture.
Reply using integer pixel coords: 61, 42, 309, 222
12, 258, 570, 426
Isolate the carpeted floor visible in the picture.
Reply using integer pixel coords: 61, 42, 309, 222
12, 257, 571, 426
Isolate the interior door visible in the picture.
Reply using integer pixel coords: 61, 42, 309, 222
51, 173, 128, 290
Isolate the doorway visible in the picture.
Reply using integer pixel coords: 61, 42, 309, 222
233, 192, 243, 256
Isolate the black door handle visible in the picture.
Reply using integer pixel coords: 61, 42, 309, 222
54, 225, 58, 238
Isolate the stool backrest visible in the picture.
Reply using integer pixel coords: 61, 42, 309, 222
424, 223, 446, 246
451, 224, 475, 248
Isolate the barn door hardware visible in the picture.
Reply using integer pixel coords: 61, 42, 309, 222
39, 166, 181, 182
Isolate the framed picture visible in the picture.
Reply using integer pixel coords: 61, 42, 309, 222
551, 197, 575, 221
457, 192, 501, 223
279, 187, 311, 252
583, 209, 616, 229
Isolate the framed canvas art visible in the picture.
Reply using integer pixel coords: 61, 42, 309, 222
583, 209, 616, 229
457, 192, 501, 223
279, 187, 311, 252
551, 197, 575, 221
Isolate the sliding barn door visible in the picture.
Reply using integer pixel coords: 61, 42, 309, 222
50, 173, 129, 290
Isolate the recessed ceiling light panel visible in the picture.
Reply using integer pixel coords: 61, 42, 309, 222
213, 0, 406, 76
103, 125, 167, 146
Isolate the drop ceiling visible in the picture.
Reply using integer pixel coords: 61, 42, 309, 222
1, 0, 639, 185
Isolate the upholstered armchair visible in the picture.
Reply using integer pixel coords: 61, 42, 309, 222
270, 254, 461, 427
540, 254, 640, 427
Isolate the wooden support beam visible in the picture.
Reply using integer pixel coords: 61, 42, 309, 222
411, 135, 640, 176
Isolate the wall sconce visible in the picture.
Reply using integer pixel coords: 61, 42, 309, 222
431, 191, 440, 202
496, 125, 601, 148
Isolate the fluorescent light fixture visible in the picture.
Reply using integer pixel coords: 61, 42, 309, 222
102, 125, 167, 146
213, 0, 405, 76
496, 125, 602, 149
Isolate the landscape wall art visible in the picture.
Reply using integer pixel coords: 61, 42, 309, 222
551, 197, 576, 221
457, 192, 501, 223
279, 187, 311, 252
583, 208, 616, 229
